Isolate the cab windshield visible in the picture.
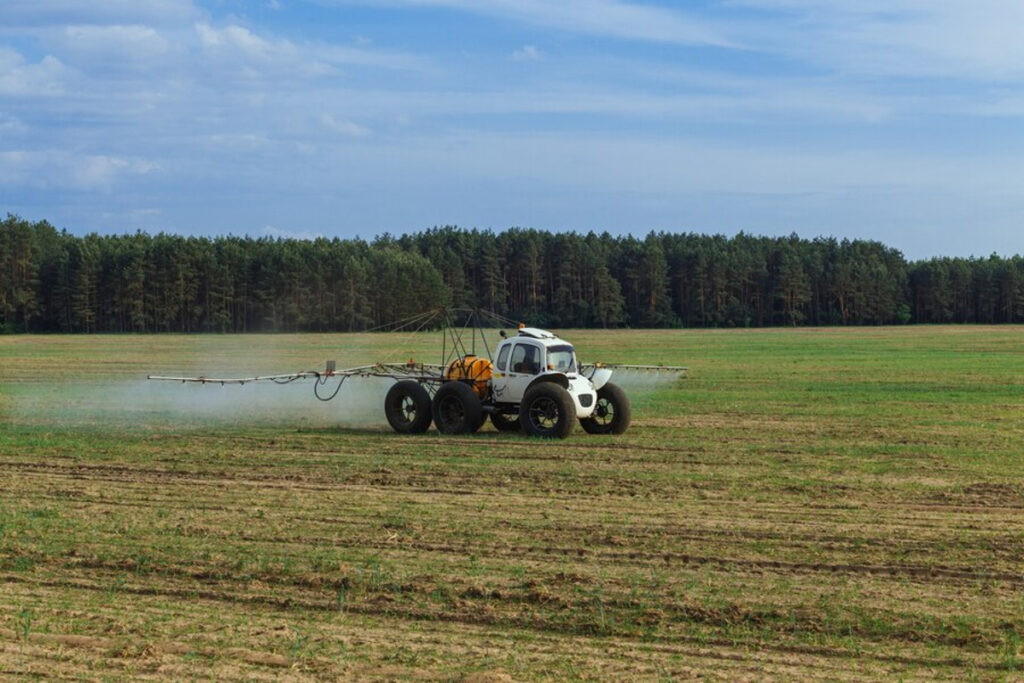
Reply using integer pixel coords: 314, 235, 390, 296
546, 344, 577, 373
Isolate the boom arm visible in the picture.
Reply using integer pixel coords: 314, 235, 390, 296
579, 362, 688, 375
148, 362, 447, 386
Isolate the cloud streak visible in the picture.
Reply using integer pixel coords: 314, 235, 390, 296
315, 0, 734, 46
0, 149, 157, 190
0, 0, 201, 28
729, 0, 1024, 81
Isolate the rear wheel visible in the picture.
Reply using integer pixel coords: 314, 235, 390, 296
432, 381, 483, 435
384, 380, 432, 434
579, 382, 631, 435
489, 411, 520, 432
519, 383, 576, 439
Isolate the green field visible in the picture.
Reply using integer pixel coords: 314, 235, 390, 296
2, 327, 1023, 680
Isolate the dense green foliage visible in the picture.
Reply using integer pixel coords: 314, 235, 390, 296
2, 214, 1023, 332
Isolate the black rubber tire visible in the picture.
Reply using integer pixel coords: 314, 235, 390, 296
469, 407, 488, 433
384, 380, 433, 434
432, 381, 483, 435
519, 382, 576, 439
489, 411, 521, 432
579, 382, 631, 435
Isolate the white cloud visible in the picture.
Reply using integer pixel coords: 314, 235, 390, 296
316, 43, 429, 72
0, 113, 28, 134
317, 0, 733, 46
0, 0, 200, 28
320, 114, 370, 137
511, 44, 542, 61
196, 22, 277, 59
262, 225, 324, 240
51, 24, 177, 73
193, 22, 344, 85
0, 150, 157, 190
192, 22, 427, 81
511, 0, 729, 46
959, 92, 1024, 118
72, 155, 132, 188
729, 0, 1024, 81
283, 78, 893, 126
0, 47, 67, 96
206, 133, 270, 150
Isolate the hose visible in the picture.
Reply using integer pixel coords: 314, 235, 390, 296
314, 373, 347, 401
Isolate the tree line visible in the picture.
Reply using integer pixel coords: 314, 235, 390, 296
2, 214, 1023, 333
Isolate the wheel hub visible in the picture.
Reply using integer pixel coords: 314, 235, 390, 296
530, 397, 560, 428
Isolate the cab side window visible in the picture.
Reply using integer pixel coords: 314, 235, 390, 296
496, 345, 510, 371
510, 343, 540, 374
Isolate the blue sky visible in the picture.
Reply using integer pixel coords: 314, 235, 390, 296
2, 0, 1023, 259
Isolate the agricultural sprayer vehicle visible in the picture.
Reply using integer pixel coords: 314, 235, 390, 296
148, 309, 687, 439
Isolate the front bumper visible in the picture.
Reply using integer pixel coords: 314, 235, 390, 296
567, 376, 597, 418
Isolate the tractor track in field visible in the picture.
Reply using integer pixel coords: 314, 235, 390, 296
0, 619, 899, 683
1, 571, 1009, 673
9, 461, 1024, 553
8, 459, 1024, 511
40, 529, 1024, 586
290, 432, 716, 457
51, 514, 1020, 582
16, 486, 1024, 569
280, 514, 1024, 557
239, 539, 1024, 585
486, 519, 1024, 555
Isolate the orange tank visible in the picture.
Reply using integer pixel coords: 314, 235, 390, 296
445, 355, 493, 398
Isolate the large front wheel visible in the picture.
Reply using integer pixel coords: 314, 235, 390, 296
519, 383, 576, 439
579, 382, 631, 435
432, 381, 483, 435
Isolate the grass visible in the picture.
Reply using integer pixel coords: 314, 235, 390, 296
0, 326, 1022, 679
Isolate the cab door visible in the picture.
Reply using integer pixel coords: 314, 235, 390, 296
490, 340, 543, 404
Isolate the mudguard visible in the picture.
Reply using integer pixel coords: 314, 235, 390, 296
588, 367, 613, 390
526, 372, 570, 390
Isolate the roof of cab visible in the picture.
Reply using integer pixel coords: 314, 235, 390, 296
517, 327, 558, 340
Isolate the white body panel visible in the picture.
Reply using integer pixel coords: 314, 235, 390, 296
490, 330, 599, 418
588, 367, 613, 390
